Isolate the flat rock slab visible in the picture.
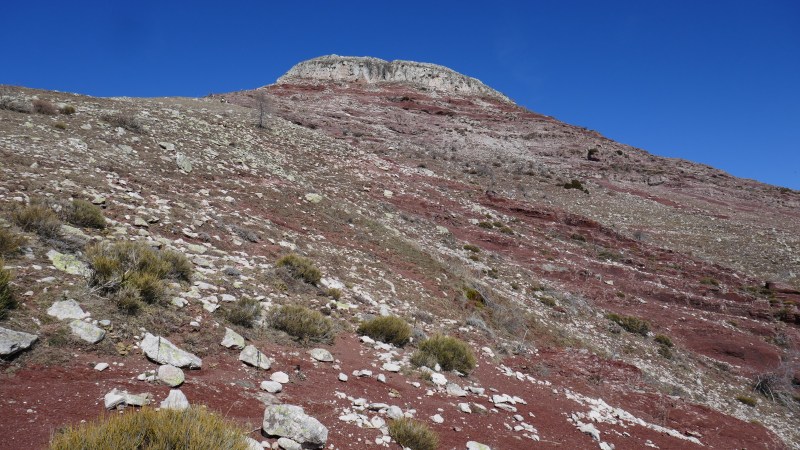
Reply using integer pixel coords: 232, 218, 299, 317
239, 344, 271, 370
69, 320, 105, 344
467, 442, 492, 450
157, 364, 185, 387
46, 250, 90, 276
309, 348, 334, 362
140, 333, 202, 369
260, 380, 283, 393
0, 326, 38, 356
221, 327, 245, 349
47, 299, 89, 320
262, 404, 328, 447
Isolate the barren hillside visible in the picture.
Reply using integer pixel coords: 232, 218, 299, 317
0, 56, 797, 449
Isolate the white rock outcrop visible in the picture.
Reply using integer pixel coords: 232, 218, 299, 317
278, 55, 510, 101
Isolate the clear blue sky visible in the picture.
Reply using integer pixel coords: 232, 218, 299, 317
3, 1, 798, 189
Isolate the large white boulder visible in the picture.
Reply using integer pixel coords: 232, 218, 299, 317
0, 326, 38, 356
239, 345, 271, 370
262, 404, 328, 448
69, 320, 105, 344
140, 333, 202, 369
47, 299, 89, 320
221, 327, 245, 349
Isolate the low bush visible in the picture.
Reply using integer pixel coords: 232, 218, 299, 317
462, 244, 481, 253
607, 313, 650, 336
65, 199, 106, 229
387, 418, 439, 450
87, 241, 192, 311
411, 334, 476, 374
270, 304, 333, 343
102, 112, 143, 133
357, 316, 412, 346
0, 228, 26, 257
276, 253, 321, 285
654, 334, 673, 348
32, 99, 58, 115
325, 288, 342, 300
0, 260, 15, 319
226, 297, 261, 328
563, 179, 587, 192
13, 203, 62, 238
463, 287, 485, 308
49, 407, 250, 450
59, 105, 76, 115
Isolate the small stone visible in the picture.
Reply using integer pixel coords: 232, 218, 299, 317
260, 381, 283, 393
104, 389, 126, 409
160, 389, 189, 410
47, 299, 89, 321
276, 437, 302, 450
387, 406, 403, 420
239, 345, 272, 370
221, 327, 245, 349
309, 348, 334, 362
157, 364, 185, 387
382, 362, 401, 372
338, 373, 348, 382
69, 320, 105, 344
446, 383, 468, 397
431, 414, 444, 424
270, 371, 289, 384
377, 374, 386, 383
431, 373, 447, 386
94, 362, 109, 371
467, 442, 492, 450
459, 403, 472, 413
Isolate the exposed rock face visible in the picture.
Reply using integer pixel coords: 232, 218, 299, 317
278, 55, 510, 101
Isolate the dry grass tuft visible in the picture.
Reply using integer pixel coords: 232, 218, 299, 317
357, 316, 412, 346
226, 297, 261, 328
269, 304, 334, 343
13, 203, 62, 238
65, 199, 106, 229
276, 253, 321, 285
0, 259, 15, 319
0, 228, 26, 257
388, 418, 439, 450
411, 334, 476, 374
49, 407, 250, 450
32, 99, 58, 115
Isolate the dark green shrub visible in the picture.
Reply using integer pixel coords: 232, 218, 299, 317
357, 316, 412, 346
65, 199, 106, 229
570, 233, 586, 242
276, 253, 321, 285
0, 228, 26, 257
13, 203, 62, 238
607, 313, 650, 336
226, 297, 261, 328
411, 334, 476, 374
658, 345, 673, 359
563, 179, 588, 193
462, 244, 481, 253
388, 418, 439, 450
270, 304, 333, 343
464, 287, 484, 307
0, 260, 15, 319
49, 407, 250, 450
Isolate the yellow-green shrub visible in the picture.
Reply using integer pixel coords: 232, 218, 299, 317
270, 304, 333, 343
388, 418, 439, 450
65, 199, 106, 229
607, 313, 650, 336
276, 253, 321, 285
226, 297, 261, 328
411, 334, 476, 374
49, 407, 250, 450
357, 316, 412, 346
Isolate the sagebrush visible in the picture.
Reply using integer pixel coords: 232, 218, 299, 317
357, 316, 412, 346
270, 304, 333, 343
411, 334, 476, 374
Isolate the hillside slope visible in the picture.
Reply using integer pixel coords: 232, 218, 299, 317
0, 56, 797, 449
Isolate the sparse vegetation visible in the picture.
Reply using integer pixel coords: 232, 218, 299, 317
87, 241, 192, 312
275, 253, 321, 285
65, 199, 106, 229
411, 334, 476, 374
325, 287, 342, 300
654, 334, 673, 348
700, 277, 720, 287
13, 203, 62, 238
736, 395, 757, 407
59, 105, 76, 115
462, 244, 481, 253
607, 313, 650, 336
0, 260, 15, 320
226, 297, 261, 328
102, 112, 143, 133
563, 179, 588, 193
539, 296, 557, 308
357, 316, 412, 346
32, 99, 58, 115
54, 122, 67, 130
0, 228, 26, 257
48, 407, 250, 450
269, 304, 334, 343
387, 418, 439, 450
464, 286, 485, 308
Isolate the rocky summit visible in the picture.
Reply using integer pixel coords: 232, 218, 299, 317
0, 55, 797, 449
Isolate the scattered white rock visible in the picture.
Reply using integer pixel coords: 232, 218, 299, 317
0, 326, 38, 356
221, 327, 245, 349
309, 348, 334, 362
459, 403, 472, 413
446, 383, 468, 397
140, 334, 202, 369
157, 364, 185, 387
431, 414, 444, 424
160, 389, 190, 410
276, 437, 302, 450
338, 373, 348, 382
47, 299, 89, 320
467, 442, 492, 450
239, 345, 272, 370
271, 371, 290, 384
69, 320, 105, 343
260, 380, 283, 393
94, 362, 109, 371
431, 373, 447, 386
382, 362, 401, 372
262, 404, 328, 447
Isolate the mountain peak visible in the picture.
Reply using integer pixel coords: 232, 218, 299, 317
277, 55, 510, 101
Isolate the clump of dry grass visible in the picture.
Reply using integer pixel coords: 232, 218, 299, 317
49, 407, 250, 450
357, 316, 412, 346
269, 304, 334, 343
0, 228, 26, 257
65, 199, 106, 229
388, 418, 439, 450
32, 99, 58, 115
226, 297, 261, 328
0, 259, 15, 320
13, 203, 62, 238
102, 112, 143, 133
411, 334, 476, 374
87, 241, 192, 312
275, 253, 321, 285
